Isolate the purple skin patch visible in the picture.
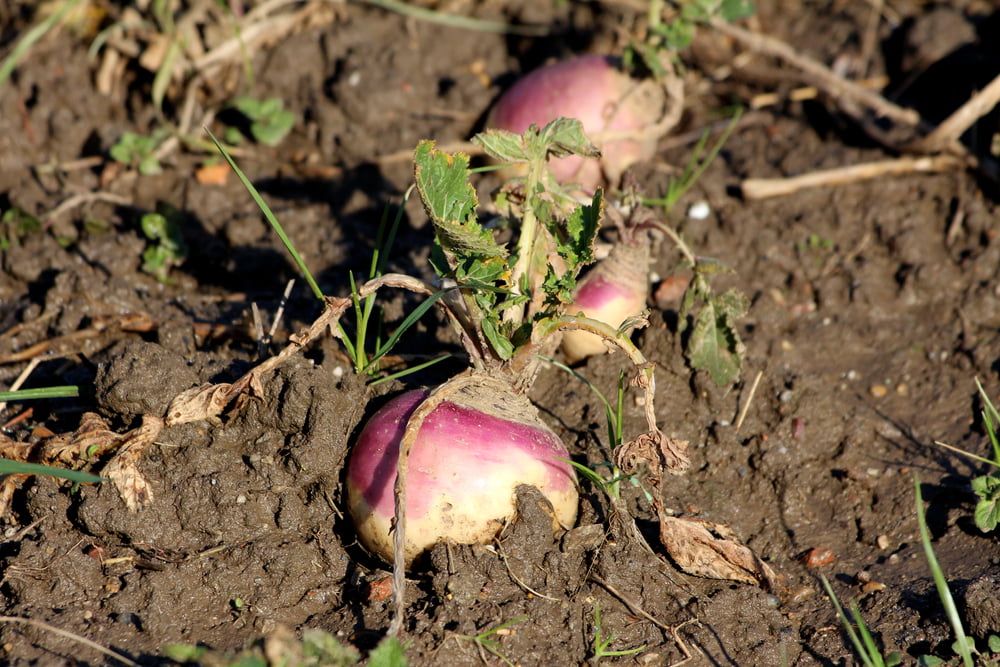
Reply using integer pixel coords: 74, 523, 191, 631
347, 389, 575, 521
573, 274, 635, 311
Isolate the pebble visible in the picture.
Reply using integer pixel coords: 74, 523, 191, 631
789, 585, 816, 603
862, 581, 887, 593
869, 384, 889, 398
876, 534, 890, 550
236, 494, 247, 505
367, 576, 393, 603
653, 274, 690, 307
347, 71, 361, 87
779, 390, 794, 403
802, 547, 836, 568
688, 200, 711, 220
896, 383, 909, 397
846, 370, 859, 381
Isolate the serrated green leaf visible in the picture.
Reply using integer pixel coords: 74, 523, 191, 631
539, 118, 600, 160
987, 634, 1000, 653
972, 475, 1000, 532
474, 129, 528, 163
367, 636, 407, 667
715, 288, 750, 320
561, 189, 603, 268
414, 141, 505, 258
686, 299, 744, 387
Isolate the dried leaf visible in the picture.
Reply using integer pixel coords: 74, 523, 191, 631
616, 429, 690, 482
43, 412, 123, 465
656, 506, 776, 588
104, 416, 163, 511
165, 383, 234, 425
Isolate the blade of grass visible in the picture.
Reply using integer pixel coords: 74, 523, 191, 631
0, 458, 103, 484
975, 378, 1000, 464
0, 386, 78, 402
206, 128, 324, 301
850, 602, 886, 667
367, 290, 448, 368
820, 574, 875, 667
0, 0, 81, 88
932, 440, 1000, 469
358, 0, 550, 36
369, 353, 451, 387
914, 476, 974, 667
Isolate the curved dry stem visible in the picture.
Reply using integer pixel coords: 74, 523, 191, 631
648, 220, 696, 267
358, 273, 487, 369
540, 315, 660, 435
388, 370, 479, 636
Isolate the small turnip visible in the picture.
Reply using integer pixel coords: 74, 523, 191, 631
347, 375, 578, 564
488, 55, 680, 191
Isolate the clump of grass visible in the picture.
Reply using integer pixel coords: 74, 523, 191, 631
455, 616, 527, 666
590, 602, 645, 664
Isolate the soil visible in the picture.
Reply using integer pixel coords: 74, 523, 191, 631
1, 0, 999, 665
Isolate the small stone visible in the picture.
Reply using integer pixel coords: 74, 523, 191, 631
347, 71, 361, 86
896, 383, 909, 396
869, 384, 889, 398
779, 390, 794, 403
867, 467, 881, 477
781, 340, 794, 351
862, 581, 886, 593
236, 495, 247, 504
856, 570, 872, 584
688, 200, 711, 220
802, 547, 837, 568
653, 274, 690, 308
367, 576, 393, 603
876, 534, 890, 550
332, 366, 344, 379
846, 370, 859, 381
789, 585, 816, 603
888, 553, 901, 564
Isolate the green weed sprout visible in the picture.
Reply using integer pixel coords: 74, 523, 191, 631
455, 616, 527, 667
230, 97, 296, 147
139, 210, 188, 282
819, 574, 901, 667
591, 602, 645, 663
206, 129, 443, 385
110, 130, 170, 175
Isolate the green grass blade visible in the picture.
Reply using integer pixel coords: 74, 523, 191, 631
206, 128, 324, 301
975, 378, 1000, 464
359, 0, 549, 36
0, 0, 80, 88
0, 386, 79, 401
367, 290, 447, 369
0, 458, 102, 484
913, 476, 974, 667
850, 602, 886, 667
820, 575, 875, 667
369, 353, 451, 387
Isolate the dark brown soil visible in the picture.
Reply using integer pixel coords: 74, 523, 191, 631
1, 1, 999, 665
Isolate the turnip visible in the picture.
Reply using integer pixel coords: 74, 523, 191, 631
342, 122, 682, 637
346, 378, 578, 565
488, 55, 682, 192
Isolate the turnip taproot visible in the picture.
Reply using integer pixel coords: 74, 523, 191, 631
347, 376, 577, 564
488, 55, 681, 191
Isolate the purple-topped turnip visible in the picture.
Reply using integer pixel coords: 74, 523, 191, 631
488, 55, 682, 192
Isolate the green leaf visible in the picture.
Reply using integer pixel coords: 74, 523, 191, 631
987, 634, 1000, 653
686, 297, 745, 387
252, 109, 295, 146
0, 386, 78, 402
481, 316, 514, 360
162, 643, 208, 662
474, 129, 528, 163
561, 189, 603, 268
301, 628, 361, 665
367, 636, 407, 667
720, 0, 755, 21
0, 458, 103, 484
413, 141, 505, 259
972, 475, 1000, 532
539, 118, 600, 160
917, 656, 945, 667
886, 652, 903, 667
654, 20, 695, 50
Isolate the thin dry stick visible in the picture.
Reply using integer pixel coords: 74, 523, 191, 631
250, 302, 265, 357
588, 574, 670, 632
858, 0, 883, 77
667, 619, 704, 667
495, 543, 559, 601
44, 192, 131, 222
0, 357, 41, 413
0, 615, 138, 666
265, 279, 296, 347
741, 154, 963, 200
734, 369, 763, 432
750, 77, 887, 109
919, 72, 1000, 153
710, 18, 921, 128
